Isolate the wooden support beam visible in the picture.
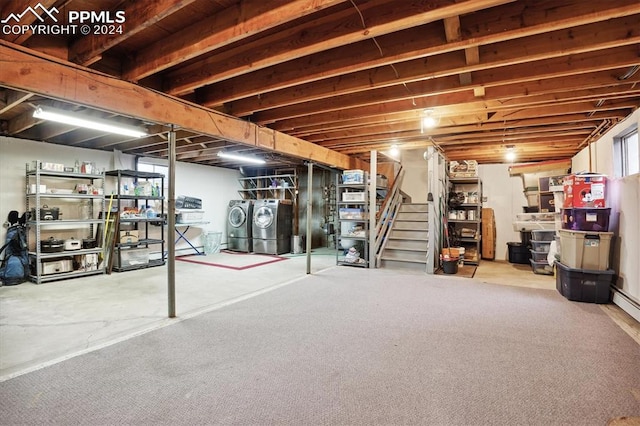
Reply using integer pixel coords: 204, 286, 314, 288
0, 89, 32, 114
0, 42, 352, 169
508, 159, 573, 176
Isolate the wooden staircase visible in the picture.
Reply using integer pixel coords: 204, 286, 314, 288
379, 203, 429, 271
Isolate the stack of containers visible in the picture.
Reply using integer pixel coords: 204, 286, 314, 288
529, 229, 555, 275
556, 174, 615, 303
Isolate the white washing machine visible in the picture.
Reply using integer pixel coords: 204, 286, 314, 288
227, 200, 253, 252
252, 199, 293, 255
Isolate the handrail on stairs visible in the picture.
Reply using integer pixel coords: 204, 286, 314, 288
373, 166, 405, 267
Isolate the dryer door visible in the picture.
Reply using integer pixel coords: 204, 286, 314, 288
228, 205, 247, 228
254, 206, 274, 229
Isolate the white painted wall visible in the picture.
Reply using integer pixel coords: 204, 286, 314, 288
400, 148, 429, 203
0, 137, 241, 252
571, 110, 640, 313
477, 164, 528, 261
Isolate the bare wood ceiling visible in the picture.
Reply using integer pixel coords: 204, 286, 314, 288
1, 0, 639, 170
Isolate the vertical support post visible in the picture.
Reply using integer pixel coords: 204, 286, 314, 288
369, 150, 377, 268
426, 146, 442, 274
426, 147, 436, 274
306, 161, 313, 274
167, 127, 176, 318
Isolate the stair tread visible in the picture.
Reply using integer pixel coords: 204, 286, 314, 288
384, 246, 427, 253
388, 236, 428, 241
381, 256, 427, 264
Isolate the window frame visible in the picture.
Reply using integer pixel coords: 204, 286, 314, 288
613, 125, 639, 178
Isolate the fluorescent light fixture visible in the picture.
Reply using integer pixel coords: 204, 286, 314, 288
217, 151, 266, 165
33, 106, 147, 138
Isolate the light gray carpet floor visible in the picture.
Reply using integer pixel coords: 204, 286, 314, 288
1, 267, 639, 425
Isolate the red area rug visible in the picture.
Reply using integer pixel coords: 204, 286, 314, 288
176, 250, 288, 270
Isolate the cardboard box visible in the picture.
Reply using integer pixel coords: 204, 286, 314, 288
342, 170, 364, 184
449, 160, 478, 177
339, 208, 366, 220
32, 161, 64, 172
539, 193, 555, 212
563, 174, 607, 208
42, 258, 73, 275
176, 209, 205, 223
342, 192, 365, 202
120, 230, 139, 244
548, 175, 566, 192
441, 247, 461, 258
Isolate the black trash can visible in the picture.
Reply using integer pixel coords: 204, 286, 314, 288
507, 242, 531, 264
442, 258, 459, 274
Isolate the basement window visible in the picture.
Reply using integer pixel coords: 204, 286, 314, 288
613, 126, 639, 177
137, 161, 168, 179
137, 160, 168, 196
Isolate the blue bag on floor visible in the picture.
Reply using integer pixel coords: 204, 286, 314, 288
0, 213, 30, 286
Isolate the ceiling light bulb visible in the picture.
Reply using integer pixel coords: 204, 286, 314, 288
217, 151, 266, 165
422, 109, 438, 129
390, 144, 399, 156
422, 116, 437, 128
505, 151, 516, 162
33, 106, 147, 138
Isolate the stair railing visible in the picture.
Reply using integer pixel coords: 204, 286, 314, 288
374, 166, 405, 267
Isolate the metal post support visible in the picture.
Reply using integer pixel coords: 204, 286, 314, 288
369, 150, 377, 268
306, 161, 313, 274
168, 128, 176, 318
426, 147, 436, 274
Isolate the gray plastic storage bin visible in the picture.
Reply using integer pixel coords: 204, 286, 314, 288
531, 229, 555, 241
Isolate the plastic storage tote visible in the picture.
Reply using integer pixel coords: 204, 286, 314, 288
558, 230, 612, 270
531, 229, 556, 241
555, 261, 614, 304
530, 250, 550, 262
531, 240, 551, 253
561, 208, 610, 231
530, 259, 553, 275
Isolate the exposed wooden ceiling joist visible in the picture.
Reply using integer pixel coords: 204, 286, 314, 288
1, 0, 638, 165
0, 41, 353, 169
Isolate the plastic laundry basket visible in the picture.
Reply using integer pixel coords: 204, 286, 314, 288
204, 231, 222, 254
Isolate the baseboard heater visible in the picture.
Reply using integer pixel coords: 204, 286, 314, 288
611, 286, 640, 323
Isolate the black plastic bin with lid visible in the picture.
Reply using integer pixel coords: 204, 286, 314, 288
555, 261, 615, 304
